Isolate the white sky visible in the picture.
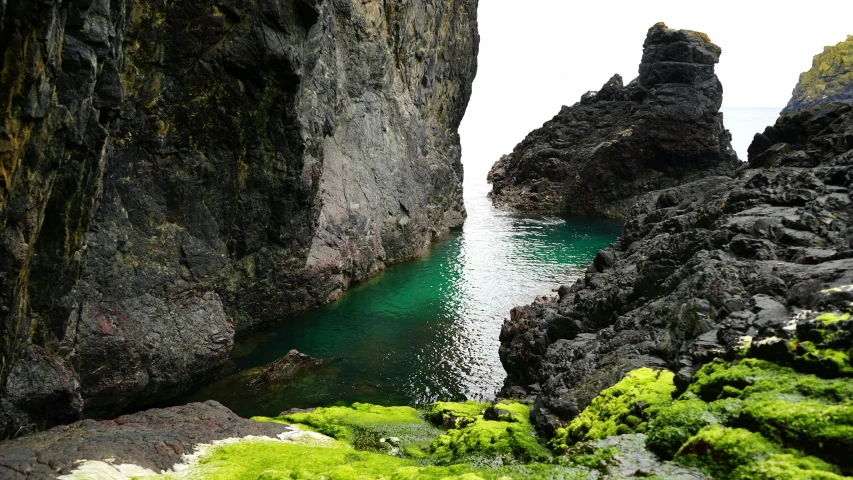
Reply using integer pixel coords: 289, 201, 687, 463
459, 1, 853, 181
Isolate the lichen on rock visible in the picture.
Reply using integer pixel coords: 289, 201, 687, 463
783, 35, 853, 114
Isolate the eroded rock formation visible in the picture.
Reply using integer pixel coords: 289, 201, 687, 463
783, 35, 853, 114
499, 102, 853, 434
488, 22, 738, 219
0, 0, 478, 437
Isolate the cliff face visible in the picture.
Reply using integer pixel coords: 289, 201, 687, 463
499, 102, 853, 434
488, 23, 738, 219
0, 0, 478, 437
783, 35, 853, 114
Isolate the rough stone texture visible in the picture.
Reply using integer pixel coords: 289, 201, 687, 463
0, 401, 295, 479
783, 35, 853, 114
498, 102, 853, 434
244, 349, 325, 389
488, 22, 738, 219
0, 0, 478, 437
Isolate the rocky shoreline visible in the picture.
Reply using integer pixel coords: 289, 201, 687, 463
1, 8, 852, 480
499, 101, 853, 434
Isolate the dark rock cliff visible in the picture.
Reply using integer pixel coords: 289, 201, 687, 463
783, 35, 853, 114
499, 102, 853, 434
0, 0, 479, 437
488, 23, 738, 219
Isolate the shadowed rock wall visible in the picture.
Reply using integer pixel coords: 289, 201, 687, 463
0, 0, 478, 437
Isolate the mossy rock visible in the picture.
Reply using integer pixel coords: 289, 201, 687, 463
550, 368, 676, 451
427, 401, 551, 464
647, 359, 853, 476
676, 426, 847, 480
258, 403, 442, 457
784, 35, 853, 112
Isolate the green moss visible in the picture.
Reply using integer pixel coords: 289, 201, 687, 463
792, 341, 853, 377
259, 403, 442, 456
557, 445, 618, 471
639, 359, 853, 476
133, 435, 583, 480
550, 368, 676, 450
739, 398, 853, 469
428, 401, 551, 464
425, 401, 486, 428
646, 398, 719, 459
817, 313, 852, 326
676, 426, 846, 480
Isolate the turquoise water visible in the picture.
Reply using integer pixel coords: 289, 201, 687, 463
171, 178, 623, 417
171, 108, 778, 418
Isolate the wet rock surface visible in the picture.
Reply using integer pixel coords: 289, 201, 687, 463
783, 35, 853, 114
244, 349, 325, 390
488, 22, 738, 219
0, 401, 294, 479
0, 0, 478, 436
499, 102, 853, 434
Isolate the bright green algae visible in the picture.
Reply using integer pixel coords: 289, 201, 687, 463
544, 358, 853, 479
647, 359, 853, 477
137, 402, 598, 480
120, 311, 853, 479
550, 368, 677, 450
258, 403, 442, 458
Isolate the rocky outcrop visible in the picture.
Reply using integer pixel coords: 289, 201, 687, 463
498, 102, 853, 434
783, 35, 853, 114
488, 23, 738, 219
0, 0, 478, 437
0, 401, 297, 479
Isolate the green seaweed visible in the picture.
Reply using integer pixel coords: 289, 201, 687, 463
258, 403, 442, 458
646, 359, 853, 475
550, 368, 676, 451
133, 438, 581, 480
427, 401, 551, 464
123, 401, 587, 480
676, 426, 846, 480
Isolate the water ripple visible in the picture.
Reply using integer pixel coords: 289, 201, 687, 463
168, 179, 623, 417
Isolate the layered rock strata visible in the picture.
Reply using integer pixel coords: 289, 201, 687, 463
783, 35, 853, 114
499, 102, 853, 434
488, 22, 738, 219
0, 0, 478, 437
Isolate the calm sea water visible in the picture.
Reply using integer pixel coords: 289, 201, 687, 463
170, 177, 622, 417
170, 107, 778, 418
721, 107, 782, 160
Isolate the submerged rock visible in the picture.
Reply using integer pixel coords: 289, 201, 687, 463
498, 101, 853, 438
488, 22, 738, 218
783, 35, 853, 114
244, 349, 325, 389
0, 0, 479, 436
